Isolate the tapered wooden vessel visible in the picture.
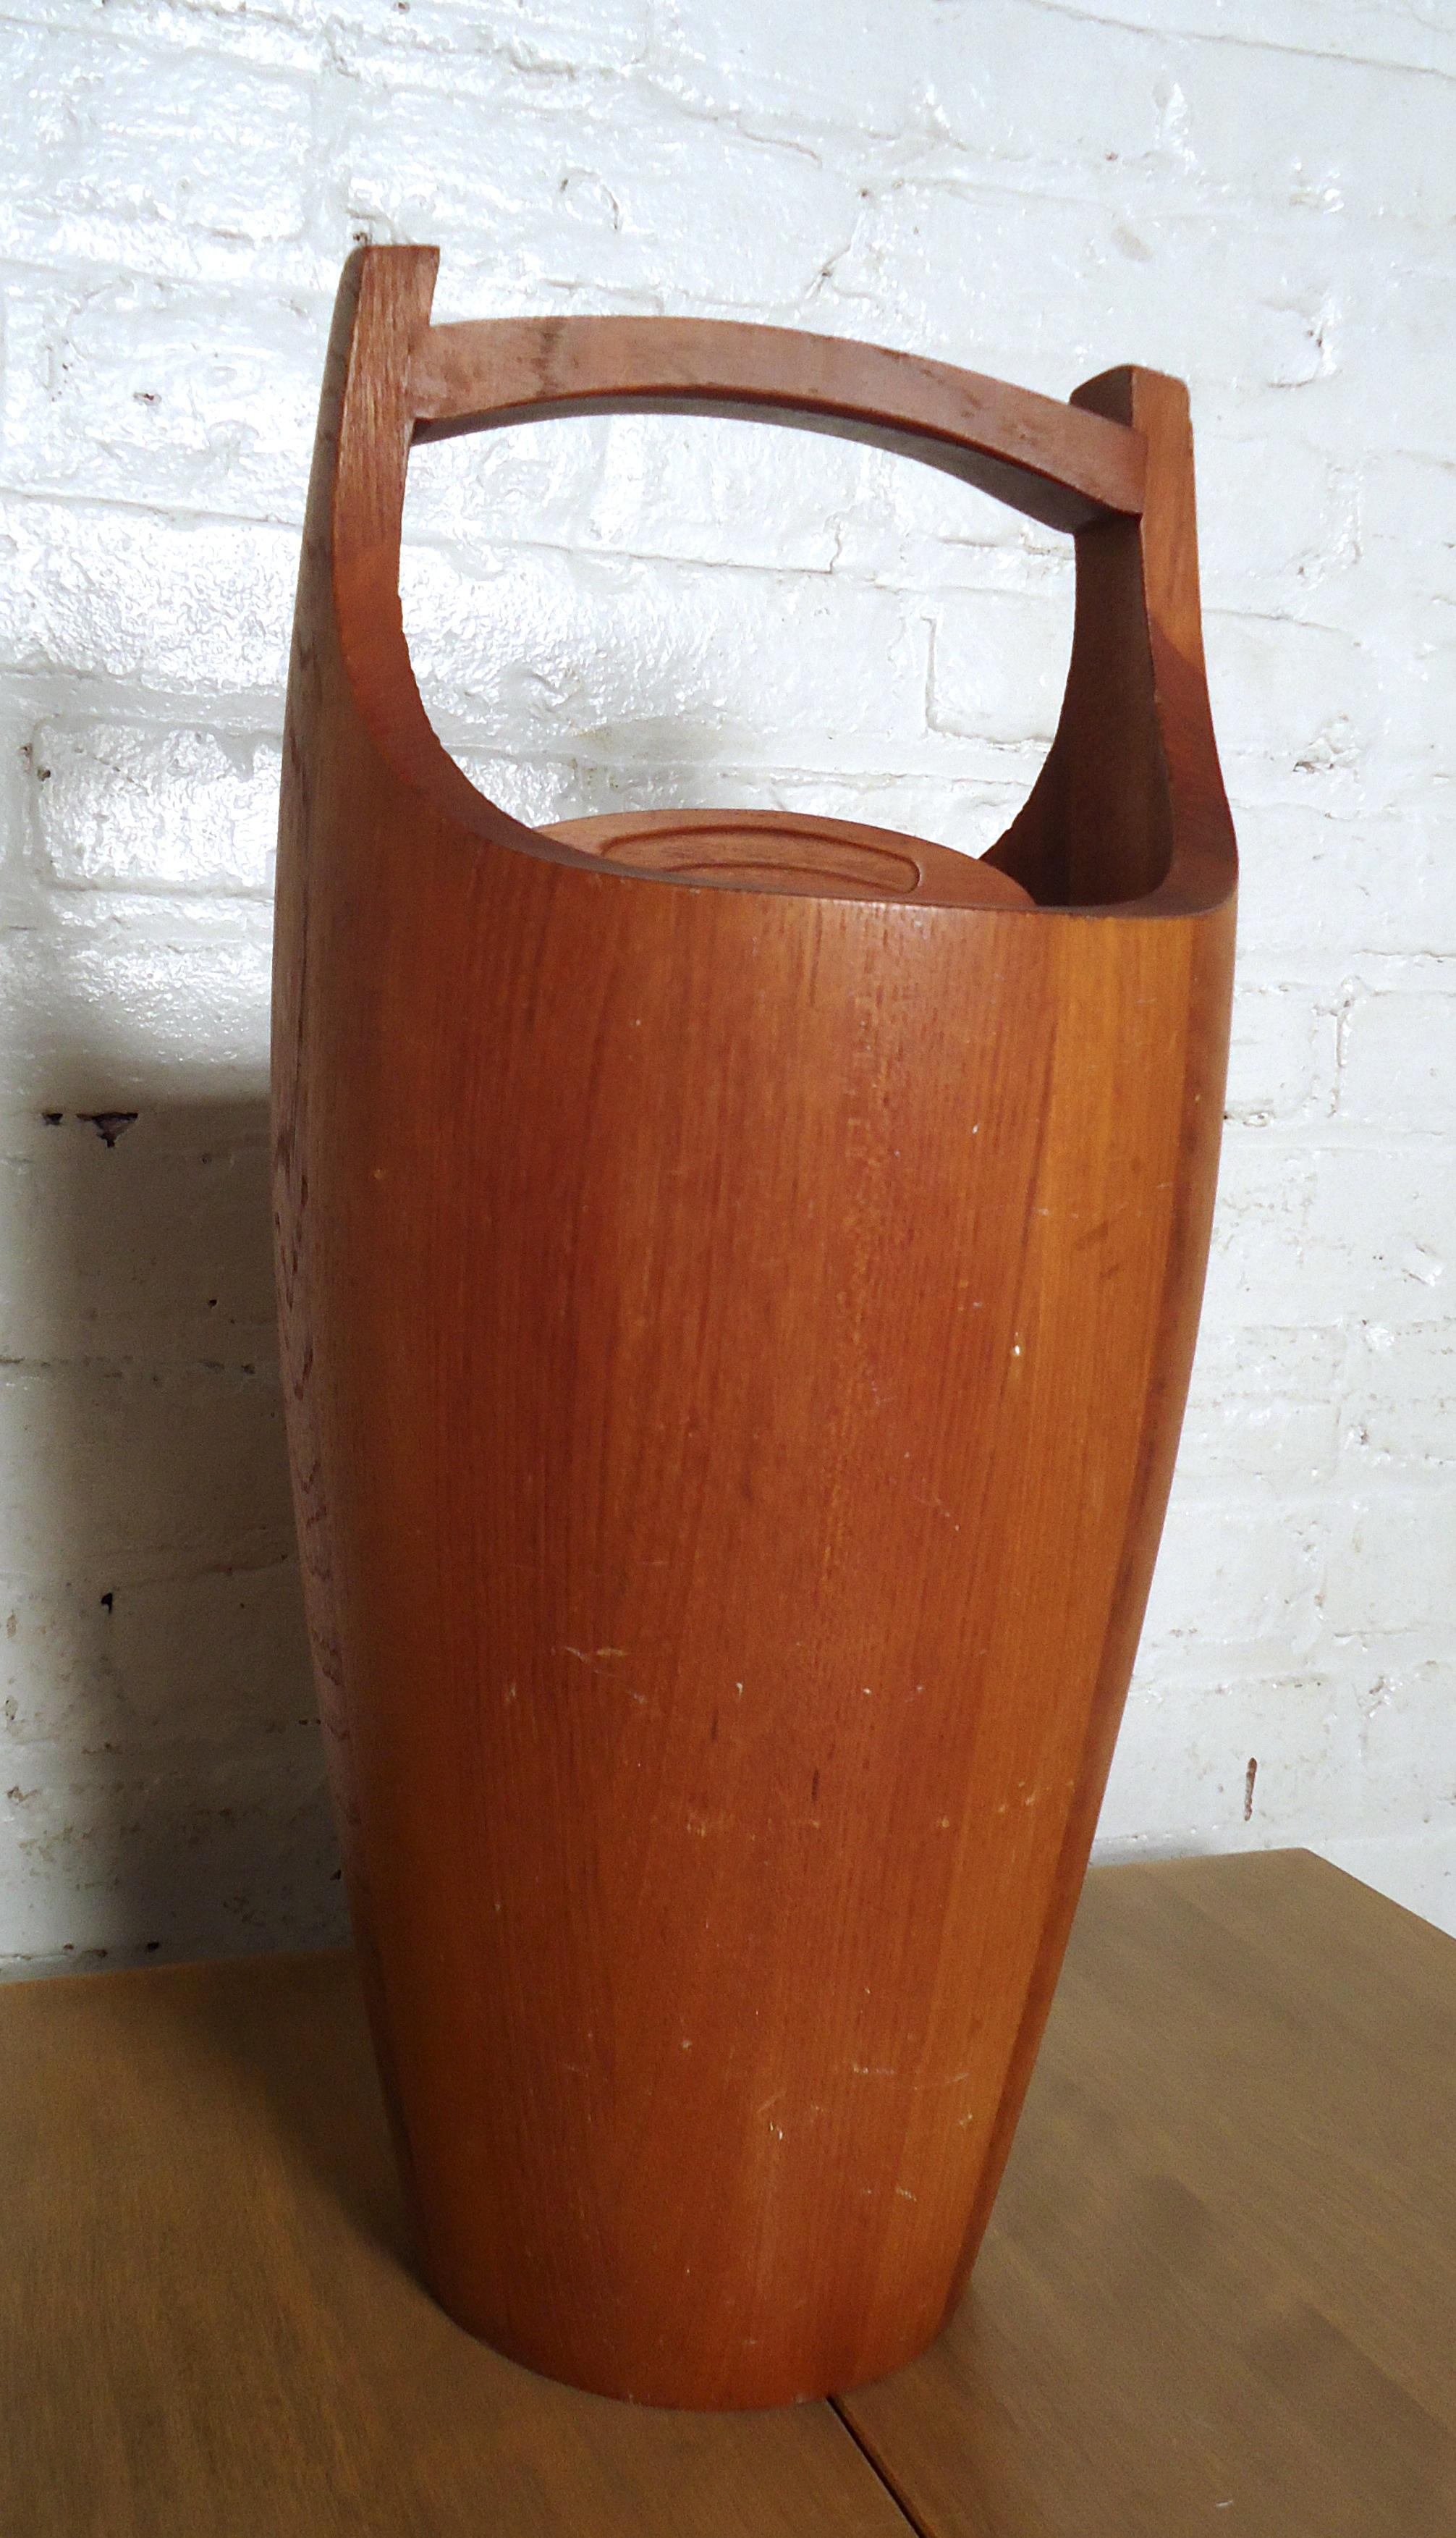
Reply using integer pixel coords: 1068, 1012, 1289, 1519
273, 246, 1236, 2409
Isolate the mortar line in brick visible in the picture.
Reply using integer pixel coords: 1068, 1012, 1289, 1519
1014, 0, 1456, 86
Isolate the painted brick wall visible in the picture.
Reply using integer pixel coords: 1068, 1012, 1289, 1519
2, 0, 1453, 1973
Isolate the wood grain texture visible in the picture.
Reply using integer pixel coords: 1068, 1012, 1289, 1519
408, 312, 1147, 531
0, 1949, 907, 2538
842, 1850, 1456, 2538
272, 244, 1237, 2406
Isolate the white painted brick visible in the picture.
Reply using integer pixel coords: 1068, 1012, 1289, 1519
1305, 1145, 1455, 1328
656, 2, 1456, 227
0, 930, 273, 1111
1101, 1675, 1363, 1847
1233, 806, 1456, 965
0, 26, 325, 283
405, 416, 607, 556
797, 183, 1129, 392
1206, 611, 1374, 809
1323, 1491, 1456, 1640
1309, 237, 1456, 471
407, 409, 855, 576
0, 701, 38, 895
0, 499, 295, 701
1038, 1, 1456, 77
1203, 1136, 1455, 1335
0, 276, 323, 522
923, 590, 1070, 745
648, 0, 949, 138
808, 179, 1386, 425
0, 1740, 344, 1972
338, 79, 863, 315
329, 0, 648, 84
1342, 1322, 1456, 1474
1352, 1662, 1456, 1834
33, 723, 279, 895
0, 0, 330, 72
0, 1105, 274, 1369
1198, 438, 1359, 616
0, 1362, 294, 1582
827, 478, 1067, 599
1360, 454, 1456, 607
583, 417, 852, 575
1, 1563, 310, 1755
1198, 1133, 1318, 1333
1123, 42, 1456, 227
1339, 986, 1456, 1135
400, 539, 934, 773
409, 408, 978, 594
1180, 1323, 1342, 1491
1138, 1488, 1324, 1681
1224, 979, 1338, 1126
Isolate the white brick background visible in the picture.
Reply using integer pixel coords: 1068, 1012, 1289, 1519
1, 0, 1454, 1975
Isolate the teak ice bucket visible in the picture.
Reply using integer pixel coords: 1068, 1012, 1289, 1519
273, 245, 1236, 2409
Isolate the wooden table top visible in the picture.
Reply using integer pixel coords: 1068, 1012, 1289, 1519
4, 1849, 1454, 2537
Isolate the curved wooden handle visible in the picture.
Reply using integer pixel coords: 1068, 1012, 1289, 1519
409, 314, 1146, 535
316, 246, 1233, 918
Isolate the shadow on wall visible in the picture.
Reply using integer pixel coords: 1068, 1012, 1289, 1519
1, 1089, 346, 1977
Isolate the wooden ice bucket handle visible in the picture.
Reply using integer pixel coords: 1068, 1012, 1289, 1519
274, 246, 1236, 2407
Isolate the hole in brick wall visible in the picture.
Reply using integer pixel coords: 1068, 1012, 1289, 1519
78, 1110, 140, 1148
400, 411, 1072, 864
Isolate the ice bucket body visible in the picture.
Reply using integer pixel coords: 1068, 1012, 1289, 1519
273, 247, 1235, 2407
